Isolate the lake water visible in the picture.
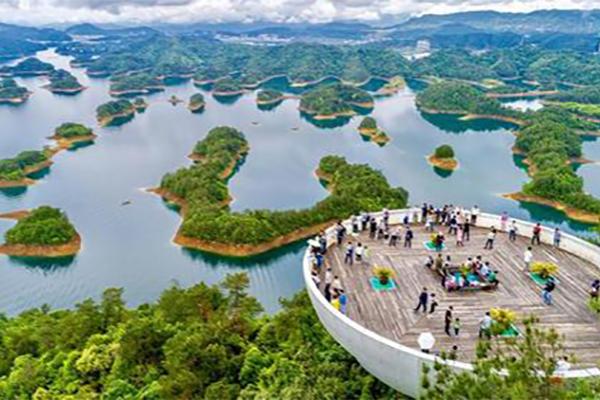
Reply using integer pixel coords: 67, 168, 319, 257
0, 49, 599, 315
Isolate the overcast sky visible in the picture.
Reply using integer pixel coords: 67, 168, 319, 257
1, 0, 599, 25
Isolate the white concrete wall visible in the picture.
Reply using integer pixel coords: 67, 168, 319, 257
303, 208, 600, 398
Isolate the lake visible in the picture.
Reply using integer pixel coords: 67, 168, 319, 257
0, 49, 599, 315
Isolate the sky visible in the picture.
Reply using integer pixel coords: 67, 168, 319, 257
1, 0, 599, 25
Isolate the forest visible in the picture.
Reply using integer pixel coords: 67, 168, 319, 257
109, 73, 164, 95
96, 100, 136, 125
0, 57, 55, 77
159, 127, 407, 247
0, 150, 49, 182
299, 83, 373, 117
54, 123, 94, 139
47, 69, 84, 92
4, 206, 77, 246
0, 78, 29, 102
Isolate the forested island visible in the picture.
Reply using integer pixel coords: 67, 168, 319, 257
133, 97, 148, 112
212, 77, 244, 96
1, 57, 55, 77
152, 126, 407, 256
0, 206, 80, 257
50, 122, 96, 148
299, 83, 374, 120
45, 69, 85, 94
188, 93, 205, 112
256, 89, 285, 106
0, 150, 53, 188
357, 116, 390, 145
428, 144, 458, 171
0, 78, 30, 104
96, 99, 136, 126
109, 73, 164, 96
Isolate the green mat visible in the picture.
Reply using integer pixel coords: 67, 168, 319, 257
423, 241, 446, 251
529, 272, 559, 286
369, 277, 396, 292
499, 324, 520, 338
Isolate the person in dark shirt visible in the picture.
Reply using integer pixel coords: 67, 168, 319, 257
444, 306, 453, 336
414, 287, 428, 313
542, 277, 556, 305
429, 293, 438, 313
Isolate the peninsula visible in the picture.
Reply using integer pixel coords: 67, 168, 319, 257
299, 83, 374, 120
96, 99, 136, 126
256, 89, 286, 106
0, 206, 81, 257
0, 78, 30, 104
357, 116, 390, 146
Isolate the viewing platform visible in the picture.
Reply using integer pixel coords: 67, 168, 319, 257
303, 209, 600, 398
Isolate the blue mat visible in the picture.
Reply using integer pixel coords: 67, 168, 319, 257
423, 241, 446, 251
370, 277, 396, 292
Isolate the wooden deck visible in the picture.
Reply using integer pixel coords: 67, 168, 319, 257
321, 224, 600, 367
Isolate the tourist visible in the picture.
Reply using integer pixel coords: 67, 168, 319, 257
484, 228, 497, 250
453, 317, 461, 336
421, 203, 428, 223
351, 215, 359, 234
449, 345, 458, 360
414, 287, 428, 313
553, 228, 562, 248
425, 215, 434, 232
311, 270, 320, 289
363, 245, 371, 265
319, 232, 327, 253
590, 279, 600, 299
377, 222, 385, 240
332, 275, 342, 292
509, 220, 518, 242
355, 242, 364, 262
448, 215, 458, 235
336, 221, 346, 245
383, 208, 390, 229
434, 232, 445, 252
331, 293, 341, 311
389, 228, 400, 247
403, 214, 410, 227
315, 251, 324, 270
556, 356, 571, 372
532, 223, 542, 245
444, 306, 453, 336
369, 218, 377, 239
456, 224, 464, 247
360, 212, 369, 231
471, 205, 480, 225
339, 289, 348, 315
542, 277, 556, 306
500, 212, 509, 232
324, 268, 333, 301
478, 312, 492, 339
524, 246, 533, 273
429, 293, 438, 314
480, 261, 491, 278
463, 221, 471, 241
344, 242, 354, 265
425, 255, 434, 269
404, 227, 414, 248
488, 270, 499, 287
434, 253, 443, 272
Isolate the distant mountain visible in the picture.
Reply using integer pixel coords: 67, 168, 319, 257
0, 23, 70, 59
65, 23, 106, 36
394, 9, 600, 34
65, 23, 158, 38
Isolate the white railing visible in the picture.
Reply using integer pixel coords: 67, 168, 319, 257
303, 208, 600, 398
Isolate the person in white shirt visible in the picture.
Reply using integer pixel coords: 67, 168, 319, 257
479, 312, 492, 339
524, 246, 533, 272
471, 205, 480, 225
509, 220, 518, 241
355, 242, 364, 262
332, 276, 342, 292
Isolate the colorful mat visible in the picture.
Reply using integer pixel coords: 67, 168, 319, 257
369, 277, 396, 292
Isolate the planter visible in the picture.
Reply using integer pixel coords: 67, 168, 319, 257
424, 241, 445, 251
369, 276, 396, 292
498, 323, 521, 338
529, 272, 559, 286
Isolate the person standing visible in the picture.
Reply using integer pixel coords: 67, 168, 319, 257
479, 312, 492, 339
524, 246, 533, 273
463, 221, 471, 241
339, 290, 347, 314
429, 293, 438, 314
324, 268, 333, 302
344, 242, 354, 265
453, 317, 461, 336
553, 228, 562, 248
336, 221, 346, 245
369, 218, 377, 239
389, 228, 400, 247
471, 205, 480, 225
456, 224, 464, 247
355, 242, 364, 263
508, 220, 518, 242
484, 228, 497, 250
542, 277, 556, 305
500, 212, 509, 232
532, 223, 542, 245
414, 287, 428, 313
404, 227, 414, 248
444, 306, 453, 336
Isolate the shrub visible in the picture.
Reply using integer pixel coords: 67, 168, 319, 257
490, 308, 516, 333
373, 266, 394, 285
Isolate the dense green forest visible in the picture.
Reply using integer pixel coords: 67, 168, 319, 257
256, 89, 284, 104
212, 77, 243, 95
358, 116, 377, 131
96, 100, 135, 124
4, 206, 77, 246
548, 85, 600, 104
0, 150, 49, 182
54, 123, 94, 139
0, 78, 29, 102
159, 127, 407, 247
109, 73, 164, 95
300, 83, 373, 117
1, 57, 55, 77
0, 275, 398, 399
47, 69, 84, 92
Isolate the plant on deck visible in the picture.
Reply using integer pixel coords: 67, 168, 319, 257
373, 266, 395, 285
530, 261, 558, 279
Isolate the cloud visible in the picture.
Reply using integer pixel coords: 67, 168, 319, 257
1, 0, 599, 24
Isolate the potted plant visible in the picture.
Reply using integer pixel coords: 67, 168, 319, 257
530, 261, 558, 279
490, 308, 519, 337
373, 266, 394, 285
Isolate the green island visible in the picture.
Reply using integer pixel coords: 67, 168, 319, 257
376, 76, 406, 96
357, 116, 390, 146
50, 122, 96, 148
132, 97, 148, 112
188, 93, 205, 112
96, 99, 137, 127
212, 77, 244, 96
151, 126, 407, 256
428, 144, 458, 171
0, 206, 80, 257
256, 89, 285, 106
0, 149, 53, 188
0, 274, 394, 398
299, 83, 374, 120
109, 73, 164, 96
0, 78, 30, 104
3, 57, 55, 77
45, 69, 85, 94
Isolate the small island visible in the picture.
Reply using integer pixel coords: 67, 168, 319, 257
377, 76, 406, 96
45, 69, 85, 94
188, 93, 205, 112
358, 116, 390, 146
0, 150, 53, 188
299, 83, 374, 120
96, 99, 136, 127
6, 57, 55, 77
256, 89, 285, 106
428, 144, 458, 171
0, 78, 30, 104
212, 77, 244, 96
0, 206, 81, 257
109, 73, 164, 97
50, 122, 96, 148
133, 97, 148, 112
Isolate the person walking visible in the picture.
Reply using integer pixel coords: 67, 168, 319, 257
553, 228, 562, 248
484, 228, 497, 250
429, 293, 438, 314
344, 242, 354, 265
479, 312, 492, 339
453, 317, 461, 336
532, 223, 542, 245
336, 221, 346, 245
542, 277, 556, 305
508, 220, 518, 242
404, 227, 414, 248
355, 242, 364, 263
444, 306, 453, 336
463, 221, 471, 241
414, 287, 428, 313
369, 218, 377, 239
524, 246, 533, 273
